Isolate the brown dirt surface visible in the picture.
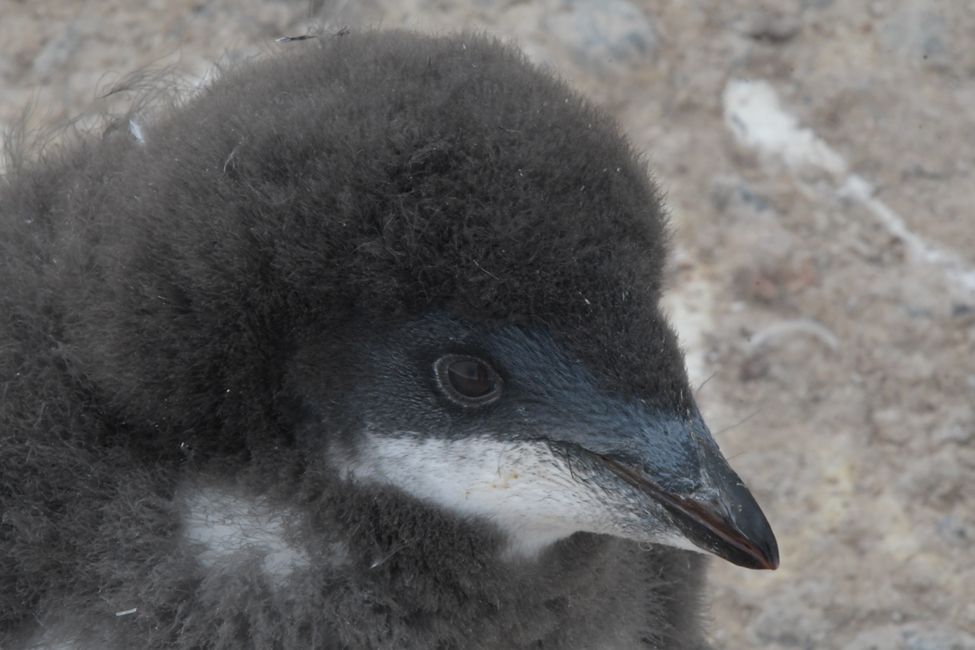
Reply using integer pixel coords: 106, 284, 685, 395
2, 1, 973, 648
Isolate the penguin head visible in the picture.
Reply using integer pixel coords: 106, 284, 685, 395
80, 31, 777, 570
289, 310, 777, 568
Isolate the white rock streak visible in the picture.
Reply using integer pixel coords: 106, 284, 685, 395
838, 175, 975, 292
662, 272, 715, 389
723, 79, 847, 175
723, 78, 975, 295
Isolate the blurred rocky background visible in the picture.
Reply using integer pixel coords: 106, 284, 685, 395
1, 1, 973, 648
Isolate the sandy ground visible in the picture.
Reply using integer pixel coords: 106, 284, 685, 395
1, 1, 973, 648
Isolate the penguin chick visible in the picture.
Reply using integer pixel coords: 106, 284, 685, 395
0, 30, 777, 650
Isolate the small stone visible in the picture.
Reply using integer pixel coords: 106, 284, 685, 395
935, 516, 970, 547
740, 8, 801, 43
880, 9, 953, 71
951, 303, 974, 318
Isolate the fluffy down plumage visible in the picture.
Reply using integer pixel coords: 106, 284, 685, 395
1, 31, 744, 649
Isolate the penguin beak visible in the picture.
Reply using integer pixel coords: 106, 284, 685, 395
571, 416, 779, 570
598, 449, 780, 570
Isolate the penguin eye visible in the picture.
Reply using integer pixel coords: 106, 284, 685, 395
434, 355, 503, 407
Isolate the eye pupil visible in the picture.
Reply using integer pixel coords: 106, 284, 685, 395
448, 359, 493, 398
434, 355, 503, 406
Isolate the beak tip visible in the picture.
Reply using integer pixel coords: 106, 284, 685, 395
767, 542, 780, 571
731, 513, 779, 571
756, 538, 780, 571
593, 450, 780, 570
661, 490, 780, 571
719, 532, 779, 571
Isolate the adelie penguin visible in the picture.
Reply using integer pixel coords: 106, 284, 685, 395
0, 30, 778, 649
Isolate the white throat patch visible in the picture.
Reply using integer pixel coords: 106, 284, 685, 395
339, 433, 618, 558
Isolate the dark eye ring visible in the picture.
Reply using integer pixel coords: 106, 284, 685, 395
434, 354, 503, 407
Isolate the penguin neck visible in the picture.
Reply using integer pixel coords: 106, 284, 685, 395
323, 484, 653, 648
321, 476, 610, 585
